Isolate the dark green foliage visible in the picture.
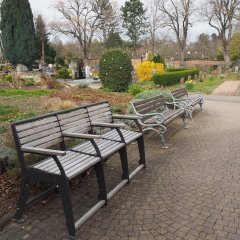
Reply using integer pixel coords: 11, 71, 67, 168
105, 31, 123, 49
99, 49, 133, 92
55, 57, 65, 67
152, 54, 165, 66
55, 67, 71, 79
152, 69, 200, 86
121, 0, 147, 55
1, 0, 37, 67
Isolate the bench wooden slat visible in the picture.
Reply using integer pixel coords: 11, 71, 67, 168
57, 109, 87, 120
20, 127, 61, 145
18, 121, 59, 138
16, 117, 58, 132
59, 113, 89, 125
86, 103, 110, 112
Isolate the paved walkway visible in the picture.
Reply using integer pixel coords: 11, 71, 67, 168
1, 97, 240, 240
211, 81, 240, 96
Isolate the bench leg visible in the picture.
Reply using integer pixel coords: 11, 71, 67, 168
182, 113, 188, 129
137, 136, 146, 168
118, 147, 130, 182
94, 162, 108, 204
160, 133, 168, 149
199, 101, 203, 111
14, 177, 31, 221
58, 179, 76, 239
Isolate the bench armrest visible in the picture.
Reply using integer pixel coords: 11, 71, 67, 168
112, 114, 142, 120
91, 122, 125, 128
165, 100, 187, 109
21, 146, 66, 156
63, 132, 102, 139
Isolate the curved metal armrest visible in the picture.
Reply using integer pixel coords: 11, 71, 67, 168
21, 146, 66, 156
165, 100, 187, 109
173, 97, 193, 105
112, 114, 142, 120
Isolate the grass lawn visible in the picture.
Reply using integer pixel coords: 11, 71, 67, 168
136, 73, 239, 95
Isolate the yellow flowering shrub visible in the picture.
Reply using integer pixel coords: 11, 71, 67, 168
136, 61, 164, 82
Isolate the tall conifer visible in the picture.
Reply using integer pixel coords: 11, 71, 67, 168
1, 0, 37, 67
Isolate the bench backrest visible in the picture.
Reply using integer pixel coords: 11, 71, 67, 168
13, 115, 62, 149
11, 114, 63, 169
58, 107, 91, 134
86, 102, 113, 123
170, 87, 188, 99
131, 94, 166, 114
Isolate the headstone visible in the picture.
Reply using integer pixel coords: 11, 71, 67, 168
85, 66, 91, 78
180, 77, 185, 84
188, 76, 191, 81
225, 68, 231, 77
16, 64, 28, 74
217, 66, 222, 75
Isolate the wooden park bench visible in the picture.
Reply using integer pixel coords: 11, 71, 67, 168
131, 94, 187, 148
170, 87, 203, 119
11, 104, 146, 239
85, 101, 146, 173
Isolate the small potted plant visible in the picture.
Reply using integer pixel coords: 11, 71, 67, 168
91, 69, 99, 80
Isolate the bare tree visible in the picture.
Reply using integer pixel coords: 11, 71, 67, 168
159, 0, 194, 67
147, 0, 163, 55
98, 0, 120, 43
50, 0, 112, 64
202, 0, 240, 67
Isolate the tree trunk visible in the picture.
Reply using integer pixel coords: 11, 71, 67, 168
41, 38, 45, 64
223, 49, 231, 68
152, 36, 155, 55
180, 50, 185, 67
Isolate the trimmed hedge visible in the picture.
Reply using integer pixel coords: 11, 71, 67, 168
99, 49, 132, 92
152, 69, 199, 86
167, 68, 187, 72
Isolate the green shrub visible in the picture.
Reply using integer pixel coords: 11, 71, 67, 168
111, 104, 125, 114
3, 74, 13, 82
152, 53, 165, 67
99, 49, 133, 92
152, 69, 199, 86
185, 80, 196, 90
55, 67, 71, 79
24, 77, 35, 86
135, 89, 172, 102
128, 84, 144, 96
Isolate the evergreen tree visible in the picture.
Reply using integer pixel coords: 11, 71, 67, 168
105, 31, 123, 49
35, 15, 56, 64
0, 0, 37, 67
121, 0, 147, 56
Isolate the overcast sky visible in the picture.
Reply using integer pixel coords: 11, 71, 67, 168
28, 0, 215, 43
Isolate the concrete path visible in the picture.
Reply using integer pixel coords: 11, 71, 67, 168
211, 81, 240, 96
1, 97, 240, 239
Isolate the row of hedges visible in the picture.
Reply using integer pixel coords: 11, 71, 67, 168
167, 68, 187, 72
152, 69, 199, 86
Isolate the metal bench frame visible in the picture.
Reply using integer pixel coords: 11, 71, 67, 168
131, 94, 187, 149
170, 87, 203, 119
11, 103, 146, 239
